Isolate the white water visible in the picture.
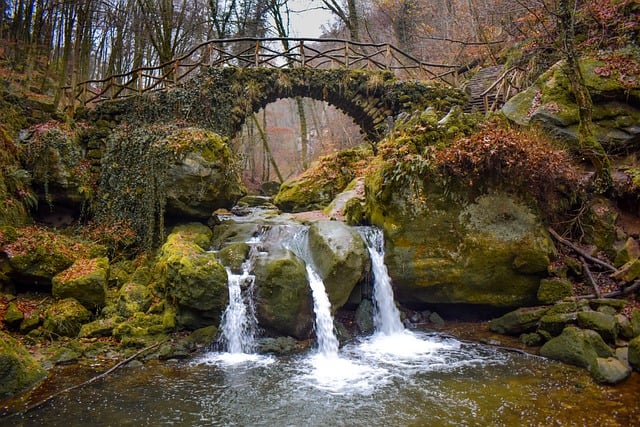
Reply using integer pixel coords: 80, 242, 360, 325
305, 263, 340, 356
218, 237, 261, 355
359, 227, 404, 334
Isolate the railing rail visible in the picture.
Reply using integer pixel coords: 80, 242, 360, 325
479, 66, 526, 113
63, 37, 459, 107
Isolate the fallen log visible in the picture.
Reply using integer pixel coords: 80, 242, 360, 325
548, 227, 617, 272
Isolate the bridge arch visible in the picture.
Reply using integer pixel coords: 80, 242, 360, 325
90, 66, 466, 142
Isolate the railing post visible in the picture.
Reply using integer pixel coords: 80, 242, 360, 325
110, 76, 115, 100
173, 61, 179, 85
386, 44, 391, 70
300, 40, 305, 68
255, 40, 260, 66
138, 69, 143, 95
344, 41, 349, 69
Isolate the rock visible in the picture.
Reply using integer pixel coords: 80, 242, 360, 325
502, 58, 640, 156
156, 224, 228, 328
591, 357, 631, 384
520, 332, 544, 346
0, 331, 46, 398
162, 128, 246, 219
274, 148, 370, 212
429, 311, 445, 326
367, 187, 556, 308
254, 250, 313, 340
631, 309, 640, 337
256, 337, 301, 355
52, 257, 109, 310
19, 312, 41, 333
112, 311, 174, 347
616, 314, 634, 340
217, 242, 250, 273
537, 278, 573, 304
78, 317, 119, 338
612, 259, 640, 282
117, 282, 153, 317
540, 326, 613, 371
613, 237, 640, 267
488, 306, 549, 335
577, 311, 617, 343
538, 312, 578, 337
186, 325, 219, 348
354, 299, 375, 334
308, 221, 368, 311
3, 301, 23, 328
629, 336, 640, 371
43, 298, 92, 337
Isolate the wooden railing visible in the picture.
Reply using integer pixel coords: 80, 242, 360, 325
63, 37, 459, 107
478, 66, 526, 113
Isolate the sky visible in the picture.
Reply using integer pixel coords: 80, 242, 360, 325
287, 0, 335, 38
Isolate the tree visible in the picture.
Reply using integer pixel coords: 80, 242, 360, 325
557, 0, 610, 186
320, 0, 361, 40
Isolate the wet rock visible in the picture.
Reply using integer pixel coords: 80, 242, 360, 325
631, 309, 640, 337
186, 325, 219, 348
217, 242, 250, 273
615, 314, 634, 340
591, 357, 631, 384
355, 299, 375, 334
577, 311, 617, 343
429, 312, 445, 326
520, 332, 544, 346
540, 326, 613, 371
537, 278, 573, 304
52, 257, 109, 310
43, 298, 92, 337
254, 250, 313, 340
308, 221, 368, 311
488, 306, 549, 335
0, 330, 46, 398
613, 237, 640, 267
256, 337, 301, 355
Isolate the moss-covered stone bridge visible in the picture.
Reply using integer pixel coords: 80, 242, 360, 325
86, 66, 466, 140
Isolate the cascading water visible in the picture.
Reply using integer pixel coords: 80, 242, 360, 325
359, 227, 404, 335
305, 264, 339, 356
218, 236, 261, 354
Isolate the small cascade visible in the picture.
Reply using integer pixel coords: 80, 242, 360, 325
218, 237, 261, 354
359, 227, 404, 335
305, 264, 340, 356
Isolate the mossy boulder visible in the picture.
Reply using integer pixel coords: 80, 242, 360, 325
577, 311, 617, 343
116, 282, 153, 317
163, 128, 246, 218
112, 310, 175, 347
591, 357, 632, 384
78, 317, 119, 338
3, 301, 23, 328
156, 223, 228, 328
43, 298, 92, 337
629, 335, 640, 371
540, 326, 614, 374
308, 221, 368, 311
52, 257, 109, 310
274, 148, 370, 212
254, 249, 313, 339
217, 242, 250, 273
538, 312, 578, 337
488, 306, 549, 335
0, 330, 46, 398
366, 184, 556, 308
502, 58, 640, 154
2, 226, 107, 288
537, 278, 573, 304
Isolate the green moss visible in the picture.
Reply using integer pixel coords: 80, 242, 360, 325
43, 298, 92, 338
0, 330, 46, 398
52, 257, 109, 310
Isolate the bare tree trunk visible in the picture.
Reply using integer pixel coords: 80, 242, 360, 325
296, 97, 309, 170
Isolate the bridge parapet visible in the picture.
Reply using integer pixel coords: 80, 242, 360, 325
64, 38, 459, 108
85, 67, 466, 141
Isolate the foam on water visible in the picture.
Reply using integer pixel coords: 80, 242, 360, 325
196, 351, 275, 367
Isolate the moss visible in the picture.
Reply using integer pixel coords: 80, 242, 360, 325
52, 257, 109, 310
537, 278, 573, 304
43, 298, 92, 338
274, 147, 371, 212
0, 330, 46, 398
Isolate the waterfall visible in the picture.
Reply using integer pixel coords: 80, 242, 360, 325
359, 227, 405, 335
306, 263, 340, 356
218, 237, 261, 354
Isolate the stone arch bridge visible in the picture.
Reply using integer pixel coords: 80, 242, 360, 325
74, 38, 466, 140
